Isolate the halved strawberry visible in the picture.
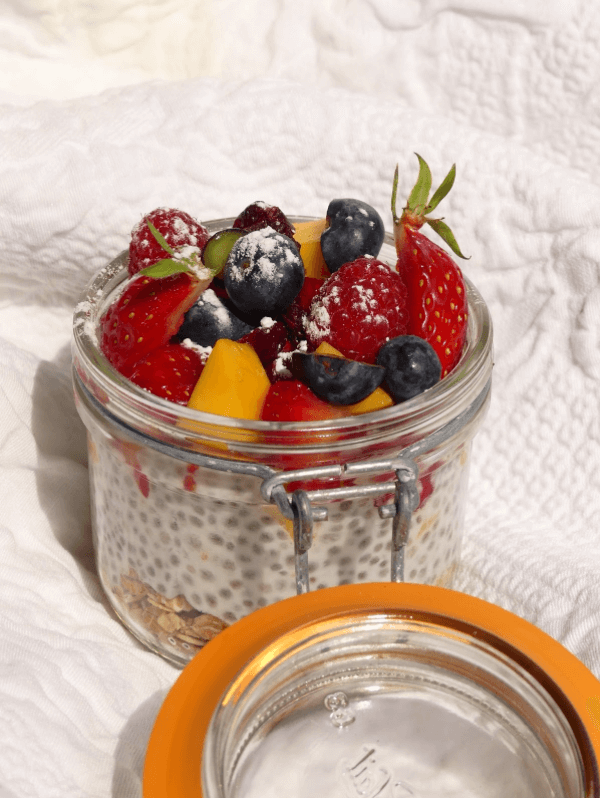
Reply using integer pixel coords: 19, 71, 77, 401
100, 271, 207, 377
260, 379, 347, 422
129, 343, 204, 405
392, 154, 469, 377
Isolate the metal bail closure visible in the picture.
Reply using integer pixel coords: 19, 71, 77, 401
291, 490, 314, 595
388, 462, 420, 583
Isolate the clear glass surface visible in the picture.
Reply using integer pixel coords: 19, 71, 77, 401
202, 613, 589, 798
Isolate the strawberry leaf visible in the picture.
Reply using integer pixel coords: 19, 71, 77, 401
391, 164, 400, 222
407, 153, 432, 213
425, 163, 456, 214
426, 218, 469, 259
148, 221, 176, 256
139, 258, 192, 278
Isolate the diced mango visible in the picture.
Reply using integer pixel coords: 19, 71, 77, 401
294, 219, 330, 279
187, 339, 271, 420
315, 342, 345, 357
346, 386, 394, 415
314, 342, 394, 414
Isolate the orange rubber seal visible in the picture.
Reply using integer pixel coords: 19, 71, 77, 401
143, 583, 600, 798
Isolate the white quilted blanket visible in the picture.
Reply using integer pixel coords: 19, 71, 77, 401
2, 1, 600, 795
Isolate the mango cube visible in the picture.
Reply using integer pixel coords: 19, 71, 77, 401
293, 219, 330, 279
187, 339, 271, 420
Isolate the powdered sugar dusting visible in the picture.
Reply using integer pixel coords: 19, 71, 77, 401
74, 299, 100, 347
227, 227, 283, 283
181, 338, 212, 362
195, 288, 231, 326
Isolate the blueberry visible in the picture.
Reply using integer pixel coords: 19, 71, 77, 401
376, 335, 442, 403
224, 227, 304, 317
176, 288, 254, 347
320, 198, 385, 273
292, 352, 385, 405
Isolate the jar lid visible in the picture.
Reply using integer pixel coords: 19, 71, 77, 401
143, 584, 600, 798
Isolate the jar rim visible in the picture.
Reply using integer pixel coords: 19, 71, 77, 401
72, 220, 493, 450
143, 583, 600, 798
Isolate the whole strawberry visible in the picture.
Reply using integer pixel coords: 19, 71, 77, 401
392, 154, 469, 377
304, 257, 409, 364
128, 208, 210, 276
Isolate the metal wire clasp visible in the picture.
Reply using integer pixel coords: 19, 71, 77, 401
265, 457, 420, 594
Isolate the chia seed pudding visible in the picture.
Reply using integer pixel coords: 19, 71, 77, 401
73, 221, 493, 667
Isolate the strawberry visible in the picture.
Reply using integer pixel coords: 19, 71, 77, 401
100, 270, 208, 377
128, 208, 210, 276
392, 154, 469, 377
304, 257, 409, 363
129, 343, 204, 405
260, 379, 347, 422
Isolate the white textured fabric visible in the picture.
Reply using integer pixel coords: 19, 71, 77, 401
1, 2, 600, 796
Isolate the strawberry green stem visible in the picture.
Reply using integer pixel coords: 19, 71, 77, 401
392, 154, 469, 260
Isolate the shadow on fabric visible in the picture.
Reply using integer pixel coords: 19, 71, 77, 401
112, 688, 169, 798
30, 340, 103, 601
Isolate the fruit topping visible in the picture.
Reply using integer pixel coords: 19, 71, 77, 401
238, 318, 289, 373
129, 343, 204, 405
233, 201, 296, 240
281, 275, 324, 343
320, 199, 385, 273
291, 352, 385, 405
376, 335, 442, 403
187, 338, 271, 420
100, 271, 208, 377
260, 379, 347, 422
392, 154, 468, 377
224, 227, 305, 318
101, 165, 471, 423
293, 219, 330, 279
128, 208, 210, 277
304, 257, 409, 363
313, 342, 394, 414
176, 288, 254, 348
201, 229, 245, 278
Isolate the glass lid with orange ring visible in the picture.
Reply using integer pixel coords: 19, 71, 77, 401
143, 583, 600, 798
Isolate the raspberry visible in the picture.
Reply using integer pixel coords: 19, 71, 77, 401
281, 276, 324, 344
238, 320, 289, 373
128, 208, 210, 276
233, 202, 296, 240
304, 257, 409, 363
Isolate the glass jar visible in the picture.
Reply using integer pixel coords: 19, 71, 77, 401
143, 584, 600, 798
72, 219, 493, 667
